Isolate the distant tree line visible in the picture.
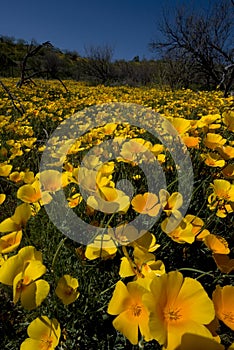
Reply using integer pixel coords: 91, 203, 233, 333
0, 0, 233, 95
0, 36, 164, 87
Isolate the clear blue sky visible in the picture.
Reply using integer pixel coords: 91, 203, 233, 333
1, 0, 211, 61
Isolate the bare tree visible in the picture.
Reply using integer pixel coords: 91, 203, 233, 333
16, 41, 68, 91
16, 41, 52, 87
0, 80, 25, 116
149, 0, 234, 95
83, 44, 114, 83
43, 51, 68, 92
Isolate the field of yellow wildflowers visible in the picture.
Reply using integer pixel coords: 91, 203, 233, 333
0, 78, 234, 350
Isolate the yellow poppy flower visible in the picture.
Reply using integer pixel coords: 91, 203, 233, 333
123, 138, 152, 154
223, 110, 234, 132
96, 173, 115, 193
202, 153, 226, 167
0, 163, 12, 177
208, 179, 234, 217
143, 271, 215, 350
120, 138, 153, 164
212, 285, 234, 331
21, 137, 37, 148
0, 193, 6, 205
133, 246, 158, 270
17, 179, 52, 205
197, 114, 221, 129
119, 257, 136, 278
0, 246, 42, 286
0, 253, 6, 267
131, 192, 161, 217
13, 260, 49, 310
119, 253, 165, 281
9, 171, 25, 183
67, 193, 83, 208
140, 260, 165, 283
108, 224, 138, 244
107, 280, 151, 345
78, 168, 101, 192
23, 171, 35, 184
150, 143, 164, 156
157, 153, 166, 164
80, 156, 101, 172
87, 187, 130, 214
20, 316, 61, 350
0, 230, 22, 254
0, 203, 31, 233
17, 180, 42, 203
209, 179, 234, 203
175, 333, 224, 350
184, 214, 209, 239
102, 122, 117, 135
38, 170, 63, 192
132, 231, 160, 253
85, 234, 118, 260
0, 147, 7, 158
99, 185, 120, 201
217, 145, 234, 160
55, 274, 80, 305
161, 218, 195, 244
222, 164, 234, 179
204, 133, 226, 150
168, 117, 191, 135
182, 135, 200, 148
97, 161, 115, 176
67, 139, 82, 154
159, 190, 183, 219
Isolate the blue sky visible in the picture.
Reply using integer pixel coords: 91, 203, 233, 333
1, 0, 211, 61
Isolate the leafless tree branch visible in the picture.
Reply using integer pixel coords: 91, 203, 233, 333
0, 79, 25, 116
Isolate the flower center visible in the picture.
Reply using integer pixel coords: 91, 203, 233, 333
40, 337, 53, 350
16, 275, 32, 291
164, 307, 182, 322
131, 303, 142, 317
65, 286, 74, 296
217, 190, 230, 200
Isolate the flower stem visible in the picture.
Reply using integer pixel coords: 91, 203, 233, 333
51, 237, 67, 272
178, 267, 214, 278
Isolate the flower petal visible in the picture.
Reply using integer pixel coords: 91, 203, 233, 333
20, 338, 43, 350
113, 310, 139, 345
177, 277, 215, 324
107, 281, 130, 315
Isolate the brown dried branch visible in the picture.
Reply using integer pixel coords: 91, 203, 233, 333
0, 79, 25, 116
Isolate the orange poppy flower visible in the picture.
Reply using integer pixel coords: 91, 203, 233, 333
203, 234, 230, 255
182, 135, 200, 148
213, 254, 234, 274
0, 231, 22, 254
212, 285, 234, 331
131, 192, 161, 217
143, 271, 215, 350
